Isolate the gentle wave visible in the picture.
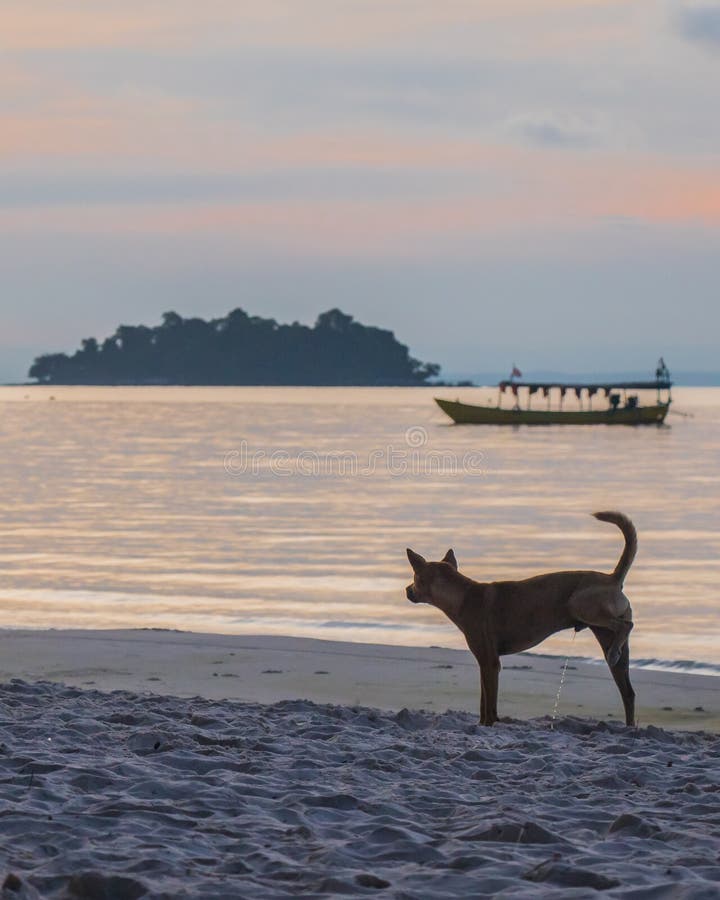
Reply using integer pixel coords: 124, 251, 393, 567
577, 654, 720, 677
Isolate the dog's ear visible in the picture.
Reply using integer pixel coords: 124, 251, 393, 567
406, 548, 426, 572
442, 548, 458, 570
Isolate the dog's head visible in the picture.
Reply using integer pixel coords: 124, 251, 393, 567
405, 547, 458, 606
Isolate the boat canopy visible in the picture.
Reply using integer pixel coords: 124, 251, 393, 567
498, 379, 672, 395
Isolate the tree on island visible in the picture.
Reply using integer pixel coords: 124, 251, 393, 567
29, 308, 441, 386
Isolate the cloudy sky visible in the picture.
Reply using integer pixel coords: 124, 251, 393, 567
2, 0, 719, 381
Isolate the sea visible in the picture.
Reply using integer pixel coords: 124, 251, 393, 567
0, 385, 717, 673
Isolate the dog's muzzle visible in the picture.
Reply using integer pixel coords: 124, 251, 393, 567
406, 585, 419, 603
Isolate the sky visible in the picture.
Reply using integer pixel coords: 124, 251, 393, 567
2, 0, 719, 381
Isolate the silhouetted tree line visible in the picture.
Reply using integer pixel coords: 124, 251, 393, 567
29, 308, 441, 386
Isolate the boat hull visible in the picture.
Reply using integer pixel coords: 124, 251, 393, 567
435, 398, 670, 425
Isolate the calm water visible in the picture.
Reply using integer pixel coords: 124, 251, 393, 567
0, 386, 718, 669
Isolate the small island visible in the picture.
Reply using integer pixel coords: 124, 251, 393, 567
29, 308, 441, 386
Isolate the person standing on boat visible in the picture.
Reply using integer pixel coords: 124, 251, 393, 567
509, 365, 522, 410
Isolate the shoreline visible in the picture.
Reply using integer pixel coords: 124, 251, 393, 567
2, 628, 718, 731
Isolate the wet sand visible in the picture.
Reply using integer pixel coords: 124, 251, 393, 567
0, 629, 717, 731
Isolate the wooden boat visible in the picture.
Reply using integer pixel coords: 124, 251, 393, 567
435, 363, 672, 426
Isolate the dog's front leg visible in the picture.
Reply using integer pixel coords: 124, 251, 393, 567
478, 666, 488, 726
475, 656, 500, 726
471, 650, 488, 725
482, 657, 501, 726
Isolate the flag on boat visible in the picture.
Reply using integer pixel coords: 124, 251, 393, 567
511, 365, 522, 378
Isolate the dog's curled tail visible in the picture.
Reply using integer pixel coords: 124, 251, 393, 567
592, 511, 637, 584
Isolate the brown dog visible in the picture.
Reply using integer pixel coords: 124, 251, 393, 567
406, 511, 636, 726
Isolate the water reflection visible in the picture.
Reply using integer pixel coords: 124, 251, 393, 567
0, 386, 717, 666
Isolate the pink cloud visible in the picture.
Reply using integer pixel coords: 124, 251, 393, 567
1, 150, 718, 263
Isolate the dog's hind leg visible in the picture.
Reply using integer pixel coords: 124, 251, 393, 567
591, 626, 636, 726
604, 617, 633, 668
569, 588, 633, 667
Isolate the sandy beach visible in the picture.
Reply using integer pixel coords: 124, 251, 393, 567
1, 630, 719, 897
